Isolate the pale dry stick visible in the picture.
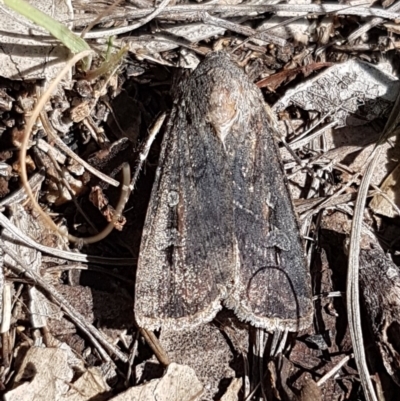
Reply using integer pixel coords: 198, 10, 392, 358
312, 291, 343, 301
0, 172, 44, 207
125, 330, 140, 387
274, 329, 288, 356
243, 354, 250, 400
333, 41, 400, 52
300, 172, 362, 221
80, 0, 125, 38
73, 4, 400, 29
130, 112, 167, 191
37, 138, 66, 164
232, 14, 305, 53
370, 183, 400, 216
0, 212, 134, 266
288, 109, 334, 143
200, 12, 286, 47
281, 139, 315, 177
0, 240, 128, 363
269, 329, 282, 357
255, 329, 267, 400
133, 32, 209, 56
316, 354, 354, 386
39, 111, 119, 187
347, 0, 400, 42
0, 284, 11, 334
290, 121, 337, 151
231, 2, 367, 53
79, 0, 172, 39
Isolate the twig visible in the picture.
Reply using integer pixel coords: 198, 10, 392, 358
45, 264, 134, 284
289, 121, 337, 150
139, 328, 170, 367
316, 354, 354, 386
73, 4, 400, 31
79, 0, 172, 39
39, 111, 119, 187
0, 212, 134, 266
80, 0, 125, 38
347, 0, 400, 42
125, 330, 140, 387
0, 172, 44, 208
0, 240, 128, 363
130, 113, 166, 191
200, 12, 286, 47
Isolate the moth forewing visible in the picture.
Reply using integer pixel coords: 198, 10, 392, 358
134, 52, 313, 332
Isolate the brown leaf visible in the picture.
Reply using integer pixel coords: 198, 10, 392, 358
256, 62, 333, 91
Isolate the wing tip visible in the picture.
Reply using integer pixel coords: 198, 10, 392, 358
135, 298, 223, 331
224, 298, 314, 332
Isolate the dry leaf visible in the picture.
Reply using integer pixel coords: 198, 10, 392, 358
370, 163, 400, 217
111, 363, 203, 401
273, 59, 400, 128
256, 62, 333, 91
220, 378, 242, 401
64, 367, 110, 401
0, 0, 72, 80
4, 347, 73, 401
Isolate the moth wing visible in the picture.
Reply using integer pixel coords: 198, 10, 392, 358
135, 76, 235, 330
222, 68, 313, 332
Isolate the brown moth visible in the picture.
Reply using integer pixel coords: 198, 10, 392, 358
134, 52, 313, 332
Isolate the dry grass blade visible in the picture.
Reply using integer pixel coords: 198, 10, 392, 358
347, 89, 400, 401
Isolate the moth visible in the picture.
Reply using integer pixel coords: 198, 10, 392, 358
135, 52, 313, 332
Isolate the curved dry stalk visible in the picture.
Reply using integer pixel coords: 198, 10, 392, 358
19, 50, 131, 245
347, 89, 400, 401
347, 148, 380, 401
20, 51, 91, 240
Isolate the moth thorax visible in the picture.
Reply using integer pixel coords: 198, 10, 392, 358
206, 86, 239, 146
